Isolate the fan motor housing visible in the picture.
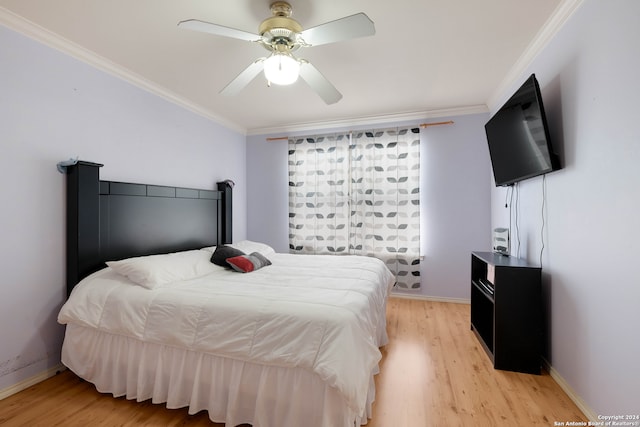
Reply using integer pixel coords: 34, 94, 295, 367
260, 16, 301, 35
259, 1, 302, 48
259, 16, 302, 36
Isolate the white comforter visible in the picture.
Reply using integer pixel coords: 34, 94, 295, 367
58, 252, 394, 415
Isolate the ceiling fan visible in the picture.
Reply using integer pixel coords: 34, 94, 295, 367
177, 1, 375, 105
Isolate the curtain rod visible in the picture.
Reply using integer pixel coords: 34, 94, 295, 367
420, 120, 454, 128
266, 122, 454, 141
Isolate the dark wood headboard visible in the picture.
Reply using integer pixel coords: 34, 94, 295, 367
65, 161, 232, 295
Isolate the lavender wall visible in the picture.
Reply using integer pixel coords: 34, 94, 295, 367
246, 113, 492, 300
0, 25, 246, 391
489, 0, 640, 416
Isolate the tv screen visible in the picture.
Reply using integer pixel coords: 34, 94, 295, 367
485, 74, 560, 186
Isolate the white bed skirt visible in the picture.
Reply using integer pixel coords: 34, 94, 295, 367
62, 324, 376, 427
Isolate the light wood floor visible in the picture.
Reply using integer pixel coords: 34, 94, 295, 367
0, 298, 586, 426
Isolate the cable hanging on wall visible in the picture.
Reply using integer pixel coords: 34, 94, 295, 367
540, 175, 547, 267
512, 182, 521, 258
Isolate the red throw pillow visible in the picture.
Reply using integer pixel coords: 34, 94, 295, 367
226, 252, 272, 273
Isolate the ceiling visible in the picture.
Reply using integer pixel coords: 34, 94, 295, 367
0, 0, 566, 134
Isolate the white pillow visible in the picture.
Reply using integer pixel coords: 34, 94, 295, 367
106, 249, 222, 289
229, 240, 276, 256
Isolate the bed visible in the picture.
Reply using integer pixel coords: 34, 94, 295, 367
58, 161, 395, 427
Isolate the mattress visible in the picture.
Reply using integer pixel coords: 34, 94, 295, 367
58, 247, 394, 426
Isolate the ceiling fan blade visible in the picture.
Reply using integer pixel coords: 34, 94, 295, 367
220, 59, 265, 96
300, 13, 375, 47
299, 61, 342, 105
178, 19, 260, 42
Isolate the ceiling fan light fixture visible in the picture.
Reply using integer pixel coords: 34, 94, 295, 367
263, 53, 300, 85
178, 1, 375, 103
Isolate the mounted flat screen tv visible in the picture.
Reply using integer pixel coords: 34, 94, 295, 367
485, 74, 561, 186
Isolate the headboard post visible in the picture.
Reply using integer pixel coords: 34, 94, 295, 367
66, 161, 103, 296
217, 181, 233, 244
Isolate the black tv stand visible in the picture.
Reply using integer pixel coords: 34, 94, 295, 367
470, 251, 542, 374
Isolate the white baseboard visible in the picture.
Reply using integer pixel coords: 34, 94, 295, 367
0, 364, 66, 401
541, 358, 597, 421
390, 292, 470, 304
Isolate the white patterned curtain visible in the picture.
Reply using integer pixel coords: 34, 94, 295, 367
288, 127, 421, 290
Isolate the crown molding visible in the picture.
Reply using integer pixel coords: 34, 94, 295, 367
247, 104, 489, 136
0, 7, 247, 135
3, 1, 575, 138
487, 0, 585, 111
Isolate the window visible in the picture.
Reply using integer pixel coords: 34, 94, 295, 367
288, 127, 421, 290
